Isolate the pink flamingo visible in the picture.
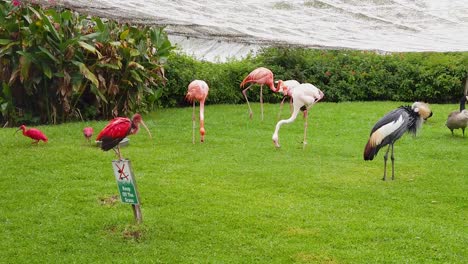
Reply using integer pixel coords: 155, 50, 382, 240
15, 125, 48, 144
83, 127, 94, 142
240, 67, 282, 120
272, 83, 324, 149
186, 80, 209, 143
276, 79, 300, 119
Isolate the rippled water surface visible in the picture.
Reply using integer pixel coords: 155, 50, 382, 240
51, 0, 468, 61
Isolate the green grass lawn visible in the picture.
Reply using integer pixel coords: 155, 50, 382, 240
0, 102, 466, 263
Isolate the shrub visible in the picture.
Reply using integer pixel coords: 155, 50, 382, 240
0, 0, 173, 125
165, 48, 467, 106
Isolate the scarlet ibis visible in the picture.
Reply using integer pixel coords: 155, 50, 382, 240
186, 80, 209, 143
272, 83, 324, 149
15, 125, 48, 144
83, 127, 94, 142
240, 67, 282, 120
364, 102, 433, 180
96, 113, 152, 159
446, 96, 468, 136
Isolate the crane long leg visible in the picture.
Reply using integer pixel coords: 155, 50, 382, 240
463, 128, 465, 137
391, 143, 395, 180
242, 84, 254, 119
383, 144, 391, 181
192, 101, 196, 144
260, 85, 264, 121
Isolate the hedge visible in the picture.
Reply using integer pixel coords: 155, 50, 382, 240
164, 48, 468, 107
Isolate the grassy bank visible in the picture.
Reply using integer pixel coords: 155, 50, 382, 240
0, 102, 466, 263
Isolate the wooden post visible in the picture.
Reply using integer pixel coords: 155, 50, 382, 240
132, 204, 143, 224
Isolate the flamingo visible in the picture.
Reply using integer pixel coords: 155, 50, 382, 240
15, 125, 48, 144
364, 102, 433, 180
83, 127, 94, 142
240, 67, 281, 120
276, 79, 300, 119
96, 113, 152, 160
272, 83, 324, 149
186, 80, 209, 143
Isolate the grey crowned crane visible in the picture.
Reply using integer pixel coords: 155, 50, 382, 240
364, 102, 433, 180
446, 96, 468, 137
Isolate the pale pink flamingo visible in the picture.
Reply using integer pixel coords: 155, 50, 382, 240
186, 80, 209, 143
240, 67, 282, 120
272, 83, 324, 149
276, 79, 300, 119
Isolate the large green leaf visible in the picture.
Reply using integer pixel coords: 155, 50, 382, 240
120, 29, 129, 40
130, 70, 143, 82
0, 41, 19, 56
97, 63, 121, 70
130, 49, 140, 57
90, 84, 108, 104
72, 61, 99, 87
37, 7, 61, 42
38, 47, 59, 64
42, 64, 52, 79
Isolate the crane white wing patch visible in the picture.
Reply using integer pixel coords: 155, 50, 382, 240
369, 115, 404, 146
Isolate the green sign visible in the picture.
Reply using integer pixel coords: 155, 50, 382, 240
112, 160, 140, 205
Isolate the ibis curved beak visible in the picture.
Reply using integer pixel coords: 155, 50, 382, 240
140, 120, 152, 139
14, 128, 21, 135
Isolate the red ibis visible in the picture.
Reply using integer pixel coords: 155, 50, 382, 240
96, 113, 152, 159
15, 125, 48, 144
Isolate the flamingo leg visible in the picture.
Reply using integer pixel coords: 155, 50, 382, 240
260, 84, 264, 121
242, 84, 254, 119
303, 109, 308, 150
192, 101, 196, 144
382, 144, 391, 181
277, 96, 288, 120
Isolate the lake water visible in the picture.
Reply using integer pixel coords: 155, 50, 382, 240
51, 0, 468, 61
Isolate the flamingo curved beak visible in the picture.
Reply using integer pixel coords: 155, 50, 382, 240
140, 120, 152, 139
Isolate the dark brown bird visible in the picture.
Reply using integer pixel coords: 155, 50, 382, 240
446, 96, 468, 137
